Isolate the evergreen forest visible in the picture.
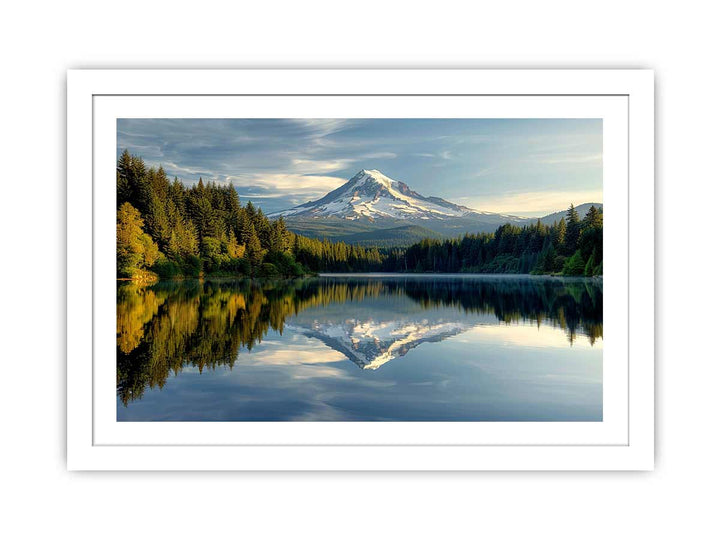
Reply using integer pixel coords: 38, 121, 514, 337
117, 151, 603, 280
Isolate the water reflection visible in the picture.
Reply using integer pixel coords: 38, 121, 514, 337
117, 275, 602, 419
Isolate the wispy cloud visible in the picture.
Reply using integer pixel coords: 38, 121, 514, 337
228, 173, 348, 202
290, 158, 357, 173
532, 153, 602, 165
287, 118, 354, 138
363, 152, 397, 160
117, 118, 602, 214
457, 323, 601, 350
473, 167, 495, 178
459, 189, 603, 217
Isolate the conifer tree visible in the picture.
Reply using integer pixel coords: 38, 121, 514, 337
553, 218, 566, 248
583, 205, 602, 230
115, 150, 603, 279
245, 222, 265, 268
564, 204, 581, 254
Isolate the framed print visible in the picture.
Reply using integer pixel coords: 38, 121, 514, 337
67, 69, 654, 470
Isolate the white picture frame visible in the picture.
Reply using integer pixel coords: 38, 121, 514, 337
67, 69, 654, 470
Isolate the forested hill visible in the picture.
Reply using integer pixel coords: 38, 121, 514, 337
116, 151, 383, 280
537, 202, 603, 227
116, 151, 603, 280
382, 208, 603, 276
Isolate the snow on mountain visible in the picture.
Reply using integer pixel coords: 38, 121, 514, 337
269, 169, 520, 223
287, 317, 471, 370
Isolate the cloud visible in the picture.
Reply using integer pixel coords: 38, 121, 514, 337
162, 161, 215, 177
286, 118, 354, 138
363, 152, 397, 159
244, 347, 347, 367
290, 158, 357, 173
117, 118, 603, 215
457, 323, 602, 350
533, 153, 602, 165
473, 167, 495, 178
459, 189, 604, 217
228, 173, 348, 200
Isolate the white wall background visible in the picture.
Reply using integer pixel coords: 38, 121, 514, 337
0, 1, 716, 538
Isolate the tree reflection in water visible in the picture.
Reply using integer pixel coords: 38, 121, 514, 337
117, 276, 602, 405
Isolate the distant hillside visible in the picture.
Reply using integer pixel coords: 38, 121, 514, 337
269, 169, 604, 241
537, 203, 603, 226
283, 204, 604, 241
280, 215, 377, 238
335, 225, 443, 247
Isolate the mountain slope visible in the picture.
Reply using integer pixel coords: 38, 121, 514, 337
271, 169, 527, 238
537, 203, 603, 226
270, 169, 481, 221
334, 225, 443, 247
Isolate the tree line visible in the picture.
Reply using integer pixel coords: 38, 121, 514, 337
117, 151, 603, 279
116, 151, 386, 279
383, 204, 603, 276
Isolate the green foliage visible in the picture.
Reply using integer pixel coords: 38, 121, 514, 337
554, 218, 566, 247
563, 249, 586, 276
334, 224, 443, 247
578, 205, 603, 265
265, 251, 305, 277
117, 152, 604, 279
584, 248, 597, 276
380, 210, 601, 277
259, 263, 280, 277
117, 152, 323, 278
153, 257, 182, 279
292, 235, 383, 272
117, 202, 160, 279
564, 204, 581, 255
583, 205, 602, 230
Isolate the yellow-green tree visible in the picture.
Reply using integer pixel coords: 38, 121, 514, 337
117, 202, 160, 278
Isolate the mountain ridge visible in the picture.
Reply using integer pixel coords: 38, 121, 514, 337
269, 169, 525, 222
266, 169, 602, 243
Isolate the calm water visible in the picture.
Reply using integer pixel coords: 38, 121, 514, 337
117, 274, 602, 421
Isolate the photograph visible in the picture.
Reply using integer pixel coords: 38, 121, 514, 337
115, 118, 604, 422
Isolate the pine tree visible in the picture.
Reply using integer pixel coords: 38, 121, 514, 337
564, 204, 581, 254
553, 218, 566, 248
116, 149, 133, 207
583, 205, 602, 230
245, 222, 265, 268
116, 150, 604, 279
563, 249, 585, 276
226, 230, 245, 259
584, 248, 597, 276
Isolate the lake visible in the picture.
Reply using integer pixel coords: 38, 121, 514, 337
116, 274, 602, 421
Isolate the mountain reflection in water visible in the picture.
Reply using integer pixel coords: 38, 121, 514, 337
117, 275, 602, 421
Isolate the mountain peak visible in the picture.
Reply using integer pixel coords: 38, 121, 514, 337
351, 169, 394, 189
271, 169, 475, 221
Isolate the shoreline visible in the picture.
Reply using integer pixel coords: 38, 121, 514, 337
118, 271, 602, 283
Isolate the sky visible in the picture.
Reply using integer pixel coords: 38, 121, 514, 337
117, 118, 602, 217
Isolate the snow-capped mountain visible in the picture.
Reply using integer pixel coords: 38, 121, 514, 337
287, 317, 472, 370
269, 169, 522, 223
265, 169, 601, 242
